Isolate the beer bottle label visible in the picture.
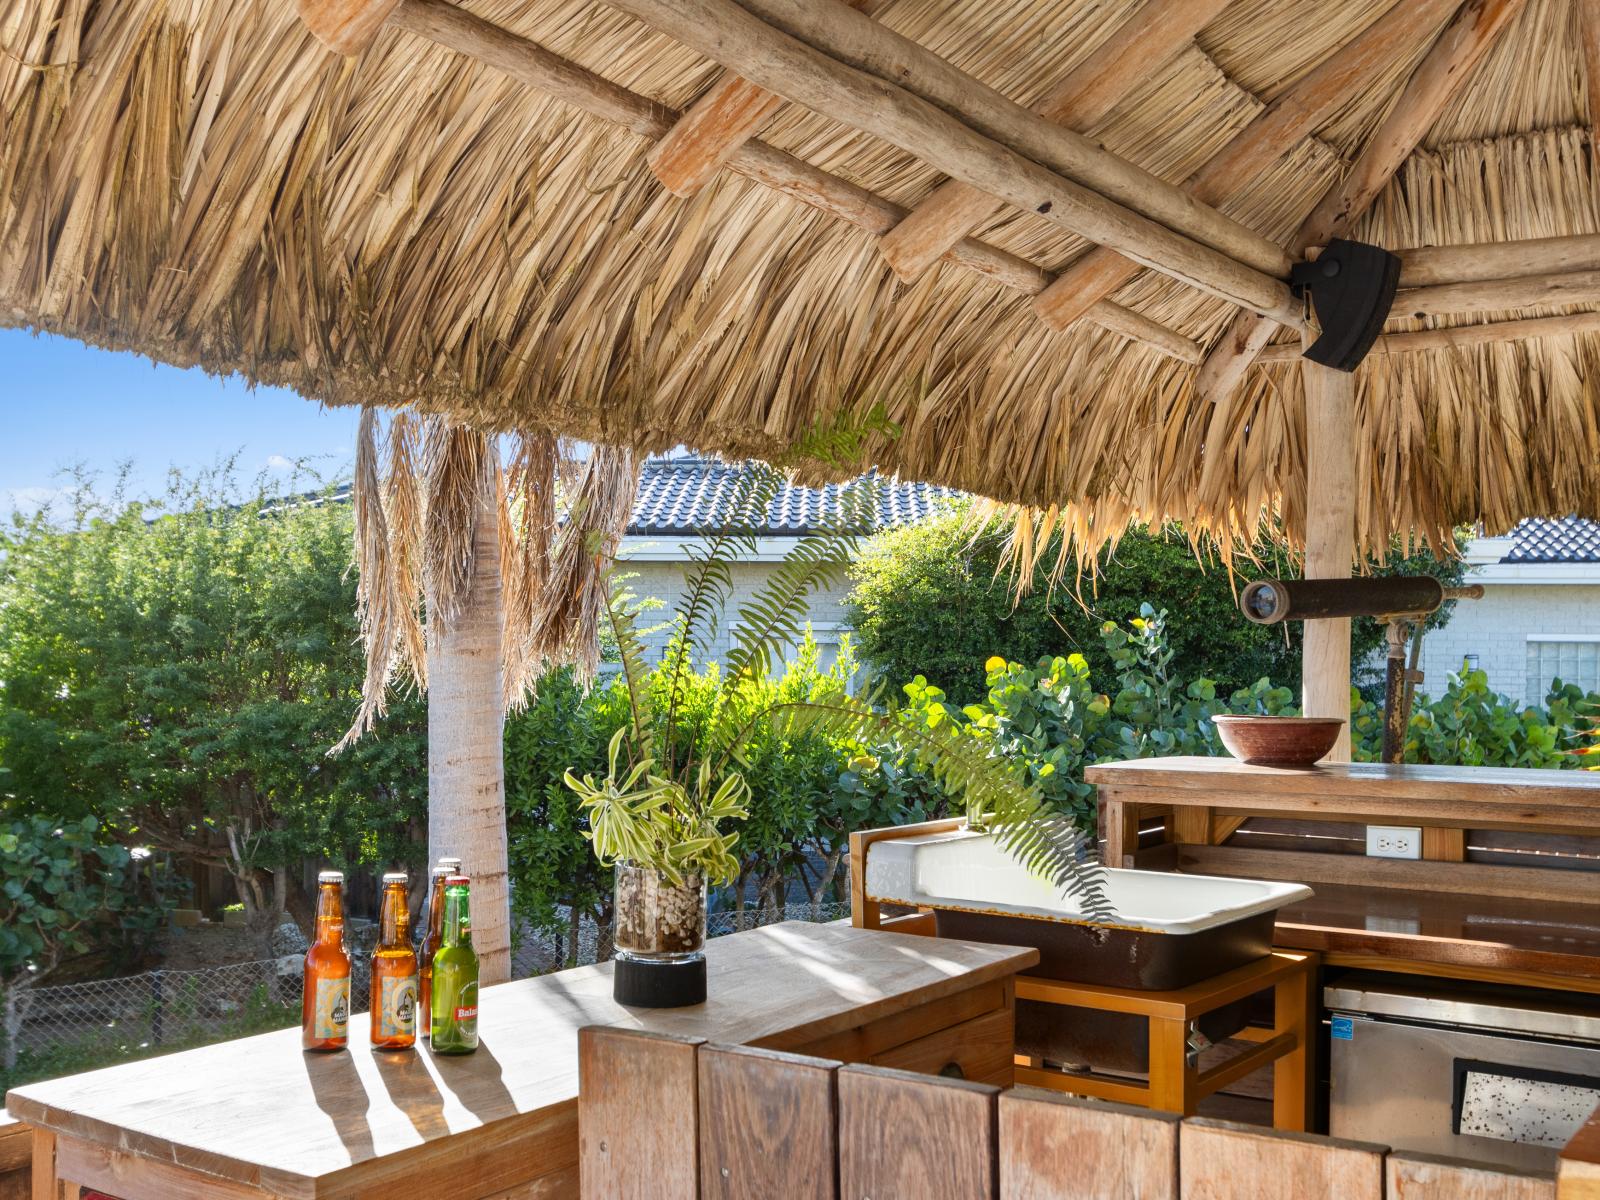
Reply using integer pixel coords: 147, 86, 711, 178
313, 976, 350, 1039
379, 974, 418, 1038
453, 981, 479, 1032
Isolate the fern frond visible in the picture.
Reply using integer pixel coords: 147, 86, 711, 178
602, 578, 655, 762
725, 696, 1115, 922
661, 462, 785, 773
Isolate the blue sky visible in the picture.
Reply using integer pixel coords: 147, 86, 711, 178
1, 329, 358, 514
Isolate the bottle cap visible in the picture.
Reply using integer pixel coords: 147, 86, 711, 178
317, 869, 345, 884
437, 856, 463, 871
445, 875, 470, 887
382, 871, 408, 885
430, 864, 452, 878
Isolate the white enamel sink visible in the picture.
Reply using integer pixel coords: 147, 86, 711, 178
864, 829, 1312, 936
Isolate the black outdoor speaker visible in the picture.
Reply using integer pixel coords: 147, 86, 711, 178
1289, 238, 1400, 371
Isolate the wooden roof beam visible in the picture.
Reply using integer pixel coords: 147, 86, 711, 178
1030, 0, 1462, 332
729, 0, 1290, 281
1254, 311, 1600, 359
601, 0, 1302, 324
647, 0, 878, 198
1196, 0, 1528, 402
877, 0, 1227, 283
1395, 234, 1600, 285
1395, 269, 1600, 316
379, 0, 1203, 361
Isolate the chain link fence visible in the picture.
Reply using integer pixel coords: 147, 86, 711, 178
2, 900, 852, 1082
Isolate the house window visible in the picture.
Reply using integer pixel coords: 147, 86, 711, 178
1526, 636, 1600, 701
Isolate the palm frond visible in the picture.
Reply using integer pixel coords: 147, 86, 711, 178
333, 407, 402, 754
501, 430, 559, 709
736, 696, 1115, 921
384, 410, 427, 689
532, 444, 639, 681
421, 419, 493, 639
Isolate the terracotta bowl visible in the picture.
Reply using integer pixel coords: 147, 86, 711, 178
1211, 715, 1345, 767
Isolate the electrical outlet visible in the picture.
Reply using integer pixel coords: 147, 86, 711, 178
1366, 825, 1422, 859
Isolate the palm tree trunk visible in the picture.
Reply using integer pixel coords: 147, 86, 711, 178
426, 472, 512, 984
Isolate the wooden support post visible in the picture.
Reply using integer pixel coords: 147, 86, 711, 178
1301, 340, 1356, 763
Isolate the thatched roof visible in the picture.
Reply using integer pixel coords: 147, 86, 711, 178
3, 0, 1598, 559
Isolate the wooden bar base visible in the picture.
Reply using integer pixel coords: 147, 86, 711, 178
1012, 950, 1317, 1130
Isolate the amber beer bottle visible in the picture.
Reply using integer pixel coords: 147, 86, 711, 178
302, 870, 351, 1051
418, 857, 462, 1036
370, 872, 419, 1050
430, 876, 479, 1055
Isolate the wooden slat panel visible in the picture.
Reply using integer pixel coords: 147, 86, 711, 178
1179, 1119, 1384, 1200
1172, 843, 1598, 904
1469, 830, 1600, 872
838, 1066, 997, 1200
698, 1044, 838, 1200
998, 1087, 1178, 1200
0, 1122, 30, 1175
54, 1135, 273, 1200
1385, 1151, 1555, 1199
578, 1027, 701, 1200
1224, 818, 1366, 855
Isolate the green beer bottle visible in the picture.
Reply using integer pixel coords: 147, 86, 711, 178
429, 875, 479, 1054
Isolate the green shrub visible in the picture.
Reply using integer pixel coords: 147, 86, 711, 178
1352, 666, 1595, 768
846, 507, 1468, 705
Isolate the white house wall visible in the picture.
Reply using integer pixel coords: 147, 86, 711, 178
616, 552, 856, 674
1417, 581, 1600, 705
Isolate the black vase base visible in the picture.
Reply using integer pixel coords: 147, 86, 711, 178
613, 955, 707, 1008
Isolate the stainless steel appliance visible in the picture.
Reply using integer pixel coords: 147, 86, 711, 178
1326, 975, 1600, 1171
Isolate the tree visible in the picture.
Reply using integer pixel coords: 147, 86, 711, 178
0, 467, 427, 935
847, 506, 1467, 704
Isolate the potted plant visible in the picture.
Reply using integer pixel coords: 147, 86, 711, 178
564, 460, 1110, 1007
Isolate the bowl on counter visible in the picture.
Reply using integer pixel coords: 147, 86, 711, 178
1212, 714, 1345, 766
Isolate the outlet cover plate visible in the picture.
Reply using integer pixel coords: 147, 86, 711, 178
1366, 825, 1422, 859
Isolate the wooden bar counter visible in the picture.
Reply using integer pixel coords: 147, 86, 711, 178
1086, 758, 1600, 993
6, 922, 1035, 1200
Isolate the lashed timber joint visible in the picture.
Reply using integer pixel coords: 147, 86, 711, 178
648, 0, 876, 199
305, 0, 1203, 362
297, 0, 402, 55
877, 0, 1228, 284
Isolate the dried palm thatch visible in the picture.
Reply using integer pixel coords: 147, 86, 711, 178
2, 0, 1598, 572
338, 409, 639, 744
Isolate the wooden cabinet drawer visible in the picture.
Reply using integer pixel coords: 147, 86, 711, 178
867, 1006, 1014, 1087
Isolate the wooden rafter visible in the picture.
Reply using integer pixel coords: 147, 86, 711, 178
297, 0, 401, 55
1394, 233, 1600, 285
1395, 269, 1600, 316
599, 0, 1302, 323
1196, 0, 1528, 402
732, 0, 1289, 278
377, 0, 1203, 361
1030, 0, 1462, 332
646, 0, 878, 198
877, 0, 1227, 283
1254, 311, 1600, 359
